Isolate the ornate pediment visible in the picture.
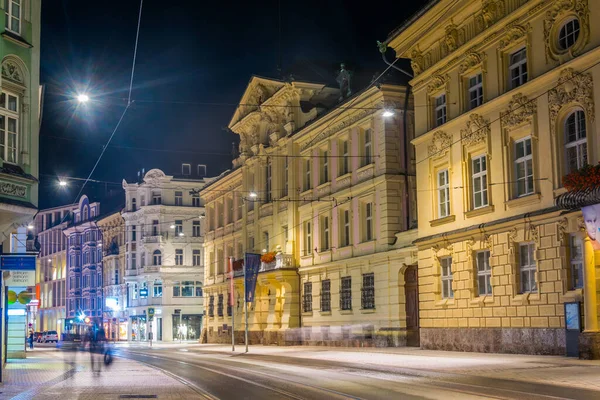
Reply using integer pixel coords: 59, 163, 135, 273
460, 114, 490, 147
548, 68, 594, 135
498, 23, 530, 50
427, 73, 450, 95
500, 93, 536, 128
543, 0, 590, 62
479, 0, 505, 29
1, 60, 23, 84
427, 131, 452, 158
459, 50, 486, 74
410, 47, 424, 76
143, 169, 166, 183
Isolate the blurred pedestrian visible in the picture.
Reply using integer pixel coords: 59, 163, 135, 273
28, 329, 34, 350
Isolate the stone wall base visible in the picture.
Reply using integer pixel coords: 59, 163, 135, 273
421, 327, 565, 355
579, 331, 600, 360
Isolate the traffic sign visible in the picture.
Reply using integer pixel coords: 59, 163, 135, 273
148, 307, 155, 321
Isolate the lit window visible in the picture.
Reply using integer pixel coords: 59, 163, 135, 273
435, 94, 447, 127
565, 110, 587, 174
437, 169, 450, 218
519, 243, 536, 293
440, 257, 453, 299
559, 19, 580, 50
476, 250, 492, 296
468, 73, 483, 110
472, 155, 488, 209
514, 137, 534, 197
509, 48, 527, 89
569, 235, 583, 289
304, 221, 312, 255
4, 0, 20, 34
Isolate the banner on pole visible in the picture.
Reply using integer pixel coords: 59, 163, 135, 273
228, 257, 235, 306
244, 253, 261, 303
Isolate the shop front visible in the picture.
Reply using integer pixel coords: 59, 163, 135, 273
172, 314, 202, 341
130, 315, 147, 341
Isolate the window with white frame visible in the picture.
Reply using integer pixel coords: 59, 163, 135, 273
304, 159, 311, 191
514, 137, 534, 197
152, 191, 161, 205
282, 156, 289, 197
321, 149, 329, 184
321, 216, 330, 251
340, 139, 349, 175
569, 234, 584, 289
153, 281, 162, 297
435, 94, 447, 127
565, 110, 587, 174
363, 129, 373, 166
341, 209, 351, 247
508, 48, 527, 89
153, 250, 161, 266
192, 193, 200, 207
175, 220, 183, 236
182, 164, 191, 176
175, 191, 183, 206
266, 160, 272, 202
468, 73, 483, 110
559, 19, 580, 50
472, 155, 488, 209
175, 249, 183, 265
4, 0, 20, 34
364, 202, 374, 242
303, 282, 312, 312
519, 243, 537, 293
304, 220, 312, 255
476, 250, 492, 296
437, 169, 450, 218
193, 220, 200, 237
440, 257, 453, 299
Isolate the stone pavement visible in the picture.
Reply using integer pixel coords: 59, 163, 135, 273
127, 343, 600, 392
0, 347, 208, 399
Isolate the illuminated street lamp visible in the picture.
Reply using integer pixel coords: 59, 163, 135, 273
170, 224, 175, 229
27, 224, 33, 230
77, 94, 90, 103
178, 232, 185, 237
249, 192, 258, 198
59, 180, 67, 187
382, 109, 395, 117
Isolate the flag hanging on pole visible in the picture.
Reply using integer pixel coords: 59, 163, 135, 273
244, 253, 261, 303
228, 257, 235, 306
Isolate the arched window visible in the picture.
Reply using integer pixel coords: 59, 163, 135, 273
565, 110, 587, 174
0, 58, 27, 164
153, 250, 162, 266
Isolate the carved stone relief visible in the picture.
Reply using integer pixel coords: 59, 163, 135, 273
461, 113, 490, 147
500, 93, 537, 128
547, 68, 594, 136
498, 24, 530, 50
410, 47, 424, 76
507, 226, 518, 255
557, 217, 568, 245
481, 0, 506, 29
427, 131, 452, 158
1, 61, 23, 83
458, 50, 486, 74
543, 0, 590, 63
444, 23, 460, 53
426, 73, 450, 95
0, 181, 26, 198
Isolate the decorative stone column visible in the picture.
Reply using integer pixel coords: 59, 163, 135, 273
580, 236, 600, 359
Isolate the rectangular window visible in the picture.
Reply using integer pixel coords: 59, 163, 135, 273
437, 169, 450, 218
476, 250, 492, 296
193, 249, 201, 266
266, 160, 272, 202
152, 220, 159, 236
340, 139, 349, 175
193, 220, 201, 237
472, 155, 488, 209
468, 73, 483, 110
208, 295, 214, 317
131, 225, 137, 241
304, 159, 311, 191
321, 150, 329, 184
340, 276, 352, 310
247, 172, 255, 212
303, 282, 312, 312
152, 281, 162, 297
570, 235, 584, 289
263, 231, 269, 252
509, 48, 528, 89
321, 280, 331, 312
361, 273, 375, 309
341, 209, 351, 247
441, 257, 453, 299
365, 202, 374, 241
227, 197, 234, 224
4, 0, 20, 34
519, 243, 537, 293
363, 129, 373, 166
435, 94, 447, 127
175, 191, 183, 206
321, 216, 330, 251
182, 163, 191, 175
217, 202, 224, 227
192, 193, 201, 207
152, 192, 161, 205
304, 221, 312, 255
131, 252, 136, 270
175, 249, 183, 265
183, 281, 194, 296
217, 294, 224, 317
282, 157, 289, 197
515, 137, 534, 197
175, 220, 183, 236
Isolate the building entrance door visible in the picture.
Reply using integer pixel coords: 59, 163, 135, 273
404, 264, 419, 347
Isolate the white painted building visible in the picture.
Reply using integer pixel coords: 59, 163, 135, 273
122, 167, 210, 342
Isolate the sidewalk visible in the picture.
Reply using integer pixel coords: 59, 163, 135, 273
127, 343, 600, 392
0, 347, 207, 399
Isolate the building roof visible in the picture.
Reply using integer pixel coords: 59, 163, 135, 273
384, 0, 441, 46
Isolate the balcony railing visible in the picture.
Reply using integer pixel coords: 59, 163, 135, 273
142, 235, 164, 244
259, 252, 294, 272
143, 265, 160, 273
125, 269, 138, 276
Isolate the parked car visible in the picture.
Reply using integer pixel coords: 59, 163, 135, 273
42, 330, 58, 343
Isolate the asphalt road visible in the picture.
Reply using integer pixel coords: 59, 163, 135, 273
113, 346, 600, 400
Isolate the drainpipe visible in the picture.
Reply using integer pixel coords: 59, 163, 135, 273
378, 42, 414, 231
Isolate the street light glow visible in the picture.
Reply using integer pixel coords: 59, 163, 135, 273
249, 192, 258, 198
27, 225, 33, 230
77, 94, 90, 103
170, 224, 175, 229
382, 109, 395, 117
59, 180, 67, 187
178, 232, 185, 237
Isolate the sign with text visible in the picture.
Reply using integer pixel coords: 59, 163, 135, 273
4, 270, 35, 286
1, 255, 36, 271
139, 288, 148, 298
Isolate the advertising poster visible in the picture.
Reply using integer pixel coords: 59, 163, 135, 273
581, 203, 600, 250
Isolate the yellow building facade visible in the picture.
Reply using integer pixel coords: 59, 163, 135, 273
387, 0, 600, 355
201, 75, 419, 346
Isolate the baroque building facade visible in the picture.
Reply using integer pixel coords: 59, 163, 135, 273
386, 0, 600, 354
122, 168, 209, 342
201, 75, 418, 346
33, 203, 77, 337
98, 211, 127, 341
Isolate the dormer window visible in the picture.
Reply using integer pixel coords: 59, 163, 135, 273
182, 163, 191, 176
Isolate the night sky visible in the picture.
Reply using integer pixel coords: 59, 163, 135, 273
39, 0, 426, 210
